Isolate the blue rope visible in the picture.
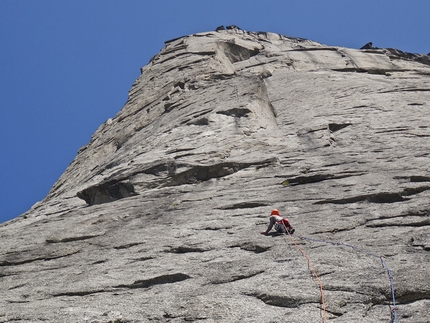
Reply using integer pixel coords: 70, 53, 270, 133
296, 235, 398, 323
380, 256, 398, 323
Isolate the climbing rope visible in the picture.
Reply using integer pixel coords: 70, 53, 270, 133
291, 234, 398, 323
282, 224, 328, 323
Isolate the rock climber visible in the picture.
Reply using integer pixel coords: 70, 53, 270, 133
261, 209, 295, 235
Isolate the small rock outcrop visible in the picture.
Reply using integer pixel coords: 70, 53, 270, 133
1, 27, 429, 322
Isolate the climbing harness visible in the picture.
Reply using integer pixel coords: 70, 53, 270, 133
281, 225, 398, 323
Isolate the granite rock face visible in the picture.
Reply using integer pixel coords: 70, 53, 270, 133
1, 26, 430, 322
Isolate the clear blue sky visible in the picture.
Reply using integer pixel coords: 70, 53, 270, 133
1, 0, 429, 223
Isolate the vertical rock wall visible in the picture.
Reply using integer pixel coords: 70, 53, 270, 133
1, 27, 429, 322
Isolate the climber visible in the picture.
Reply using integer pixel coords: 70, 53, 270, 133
261, 209, 295, 235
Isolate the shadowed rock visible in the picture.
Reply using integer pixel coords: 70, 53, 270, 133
77, 180, 136, 205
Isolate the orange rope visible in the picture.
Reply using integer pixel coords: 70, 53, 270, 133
284, 225, 327, 323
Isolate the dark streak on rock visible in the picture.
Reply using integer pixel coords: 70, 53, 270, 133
216, 107, 251, 118
0, 250, 80, 267
54, 289, 108, 297
116, 273, 191, 289
367, 218, 430, 228
396, 289, 430, 305
284, 172, 362, 186
229, 242, 272, 253
246, 292, 316, 308
314, 192, 407, 205
314, 186, 430, 205
46, 235, 101, 243
394, 175, 430, 183
212, 270, 264, 284
219, 201, 268, 210
113, 242, 142, 250
168, 246, 208, 254
332, 68, 394, 75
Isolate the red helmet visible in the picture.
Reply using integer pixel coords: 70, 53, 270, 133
271, 209, 280, 216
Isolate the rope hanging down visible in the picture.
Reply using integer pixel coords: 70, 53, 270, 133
283, 224, 328, 323
293, 234, 398, 323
